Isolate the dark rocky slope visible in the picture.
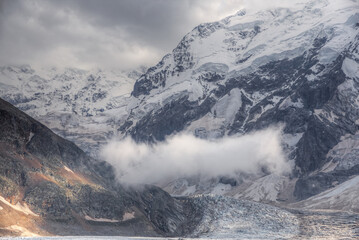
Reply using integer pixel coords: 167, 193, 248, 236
0, 98, 199, 237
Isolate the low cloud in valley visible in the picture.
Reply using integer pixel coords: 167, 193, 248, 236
101, 128, 291, 185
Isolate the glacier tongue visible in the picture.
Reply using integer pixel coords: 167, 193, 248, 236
189, 195, 299, 239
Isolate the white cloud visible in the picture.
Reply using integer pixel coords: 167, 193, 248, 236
100, 128, 291, 185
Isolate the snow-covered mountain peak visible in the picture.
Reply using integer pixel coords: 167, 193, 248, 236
132, 0, 358, 103
116, 0, 359, 205
127, 0, 358, 133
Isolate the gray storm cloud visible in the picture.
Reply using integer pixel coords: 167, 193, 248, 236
0, 0, 310, 71
0, 0, 245, 70
100, 128, 291, 185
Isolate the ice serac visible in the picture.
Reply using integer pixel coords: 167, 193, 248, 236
120, 0, 359, 203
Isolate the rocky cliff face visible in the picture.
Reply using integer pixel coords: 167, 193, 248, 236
0, 98, 199, 237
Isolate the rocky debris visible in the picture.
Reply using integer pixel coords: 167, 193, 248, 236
289, 209, 359, 239
189, 195, 299, 239
71, 184, 128, 222
187, 195, 359, 239
24, 182, 71, 221
127, 185, 202, 237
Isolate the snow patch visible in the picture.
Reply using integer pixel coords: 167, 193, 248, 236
318, 47, 340, 65
186, 113, 225, 137
84, 215, 119, 223
282, 133, 304, 148
327, 133, 359, 170
211, 88, 242, 125
306, 74, 316, 81
320, 160, 339, 173
235, 174, 287, 202
63, 166, 74, 174
342, 57, 359, 79
122, 212, 135, 221
26, 132, 35, 144
0, 196, 39, 216
279, 97, 304, 110
314, 109, 339, 123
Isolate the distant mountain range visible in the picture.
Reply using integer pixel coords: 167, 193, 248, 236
0, 65, 146, 156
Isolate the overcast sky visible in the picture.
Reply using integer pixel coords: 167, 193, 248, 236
0, 0, 310, 71
0, 0, 251, 70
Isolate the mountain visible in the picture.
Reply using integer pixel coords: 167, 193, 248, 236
1, 0, 359, 237
0, 0, 358, 212
0, 65, 146, 156
117, 0, 359, 204
0, 97, 200, 237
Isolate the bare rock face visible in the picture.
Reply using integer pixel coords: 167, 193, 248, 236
127, 185, 202, 237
